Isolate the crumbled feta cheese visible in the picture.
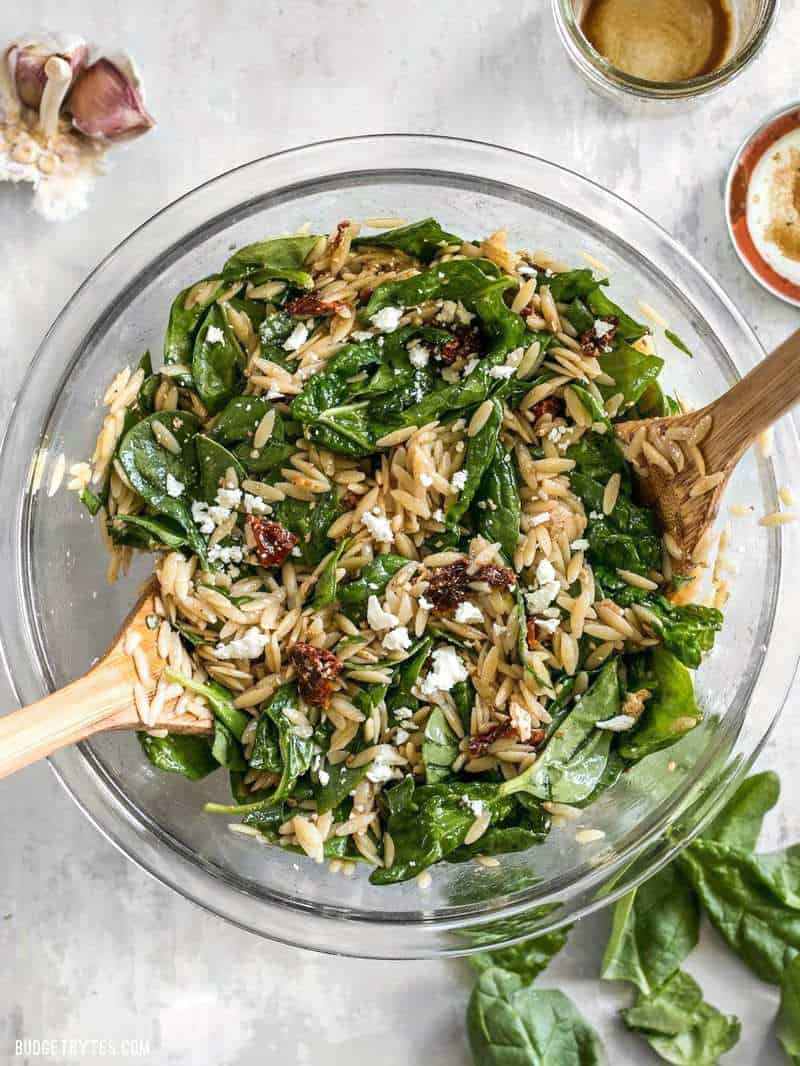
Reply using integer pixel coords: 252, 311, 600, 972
461, 796, 485, 815
541, 606, 561, 618
454, 302, 474, 325
317, 768, 330, 786
454, 601, 483, 625
510, 703, 533, 742
493, 622, 507, 639
489, 364, 516, 380
593, 319, 614, 339
216, 486, 242, 509
525, 583, 560, 614
208, 504, 232, 525
366, 752, 397, 784
570, 538, 589, 551
282, 322, 309, 351
351, 330, 374, 341
536, 559, 557, 586
208, 544, 244, 566
432, 509, 444, 523
589, 510, 602, 520
394, 728, 410, 745
291, 545, 302, 557
530, 513, 550, 527
383, 625, 411, 652
191, 500, 213, 533
370, 306, 403, 333
534, 616, 560, 635
547, 425, 569, 443
393, 705, 414, 721
214, 626, 267, 660
165, 473, 184, 498
367, 595, 399, 632
517, 265, 537, 277
419, 646, 468, 699
420, 473, 433, 487
595, 714, 638, 732
418, 595, 434, 611
243, 492, 269, 515
361, 509, 394, 544
206, 325, 225, 344
451, 469, 468, 492
408, 342, 431, 368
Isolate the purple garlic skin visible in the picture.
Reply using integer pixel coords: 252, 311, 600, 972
68, 57, 154, 141
7, 33, 88, 109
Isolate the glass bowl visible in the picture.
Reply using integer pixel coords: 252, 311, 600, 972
1, 135, 798, 958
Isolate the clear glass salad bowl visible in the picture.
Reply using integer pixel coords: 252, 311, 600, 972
1, 135, 798, 958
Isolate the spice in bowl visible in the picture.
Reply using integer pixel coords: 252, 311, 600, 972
580, 0, 734, 82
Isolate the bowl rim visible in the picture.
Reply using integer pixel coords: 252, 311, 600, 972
1, 133, 798, 957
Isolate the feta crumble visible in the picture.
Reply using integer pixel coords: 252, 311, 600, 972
214, 626, 268, 660
534, 616, 560, 635
165, 473, 184, 498
489, 364, 516, 380
216, 487, 242, 509
370, 306, 403, 333
451, 469, 468, 492
383, 625, 411, 652
418, 595, 434, 611
454, 601, 483, 625
595, 714, 637, 732
536, 559, 557, 585
206, 325, 225, 344
208, 544, 244, 566
408, 342, 431, 368
420, 473, 433, 487
593, 319, 614, 339
525, 581, 560, 614
461, 796, 485, 816
393, 705, 415, 721
351, 330, 374, 341
419, 646, 468, 699
282, 322, 309, 351
367, 595, 399, 632
570, 538, 589, 551
361, 509, 394, 544
317, 768, 330, 786
243, 492, 269, 515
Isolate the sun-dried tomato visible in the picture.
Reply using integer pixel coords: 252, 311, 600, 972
438, 326, 483, 366
248, 516, 298, 567
530, 396, 564, 422
285, 294, 350, 318
290, 642, 343, 707
331, 220, 351, 249
341, 491, 360, 510
426, 560, 516, 611
526, 619, 539, 650
467, 721, 515, 756
579, 316, 618, 356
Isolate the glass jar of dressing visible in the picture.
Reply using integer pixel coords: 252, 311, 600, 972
553, 0, 779, 106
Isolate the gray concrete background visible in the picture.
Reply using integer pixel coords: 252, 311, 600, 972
1, 2, 799, 1062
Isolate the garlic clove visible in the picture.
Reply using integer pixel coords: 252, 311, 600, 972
6, 32, 87, 109
67, 56, 154, 141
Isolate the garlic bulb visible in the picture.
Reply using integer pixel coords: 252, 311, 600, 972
6, 32, 87, 109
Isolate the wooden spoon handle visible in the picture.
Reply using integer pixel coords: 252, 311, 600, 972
705, 327, 800, 470
0, 663, 138, 780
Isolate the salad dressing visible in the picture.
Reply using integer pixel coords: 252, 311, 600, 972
581, 0, 734, 82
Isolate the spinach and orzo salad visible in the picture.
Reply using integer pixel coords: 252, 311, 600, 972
74, 217, 723, 885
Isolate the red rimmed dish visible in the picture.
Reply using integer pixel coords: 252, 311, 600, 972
726, 102, 800, 306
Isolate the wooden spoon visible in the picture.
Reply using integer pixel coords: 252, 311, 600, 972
0, 581, 211, 780
614, 328, 800, 573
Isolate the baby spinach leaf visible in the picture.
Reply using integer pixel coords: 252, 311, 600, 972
598, 343, 663, 407
139, 733, 218, 781
339, 553, 409, 618
601, 863, 699, 995
313, 537, 352, 608
79, 485, 104, 516
248, 712, 281, 773
195, 434, 246, 503
467, 968, 608, 1066
586, 288, 649, 343
623, 970, 741, 1066
264, 683, 319, 804
446, 397, 502, 526
222, 234, 319, 286
273, 489, 341, 567
703, 771, 780, 852
778, 954, 800, 1064
470, 928, 571, 985
566, 432, 627, 483
110, 513, 190, 550
116, 411, 206, 560
475, 445, 521, 561
677, 840, 800, 985
355, 218, 463, 261
501, 661, 619, 805
543, 268, 605, 303
291, 340, 382, 422
211, 719, 247, 771
365, 256, 501, 318
386, 637, 432, 714
619, 647, 702, 761
570, 470, 661, 576
665, 329, 694, 358
211, 395, 281, 445
422, 706, 460, 784
192, 303, 246, 414
164, 669, 249, 739
163, 275, 225, 372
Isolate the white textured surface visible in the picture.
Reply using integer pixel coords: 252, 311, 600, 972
1, 2, 799, 1063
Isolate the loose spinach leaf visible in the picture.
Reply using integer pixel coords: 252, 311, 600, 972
163, 275, 225, 373
703, 771, 780, 852
110, 513, 189, 550
313, 537, 353, 608
273, 489, 342, 567
195, 434, 246, 503
601, 863, 699, 995
248, 711, 282, 773
422, 706, 461, 784
475, 445, 521, 561
586, 288, 649, 344
192, 303, 246, 414
386, 637, 433, 715
778, 954, 800, 1064
116, 411, 206, 560
677, 840, 800, 985
665, 329, 694, 358
139, 733, 218, 781
623, 969, 741, 1066
619, 648, 702, 761
264, 683, 319, 804
211, 719, 246, 771
211, 395, 281, 445
446, 398, 502, 527
354, 217, 463, 262
164, 669, 249, 739
501, 661, 619, 805
339, 553, 408, 618
467, 968, 608, 1066
470, 928, 571, 985
365, 257, 501, 318
570, 471, 662, 576
221, 234, 320, 286
543, 268, 605, 303
598, 342, 663, 407
79, 485, 104, 516
566, 432, 627, 483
